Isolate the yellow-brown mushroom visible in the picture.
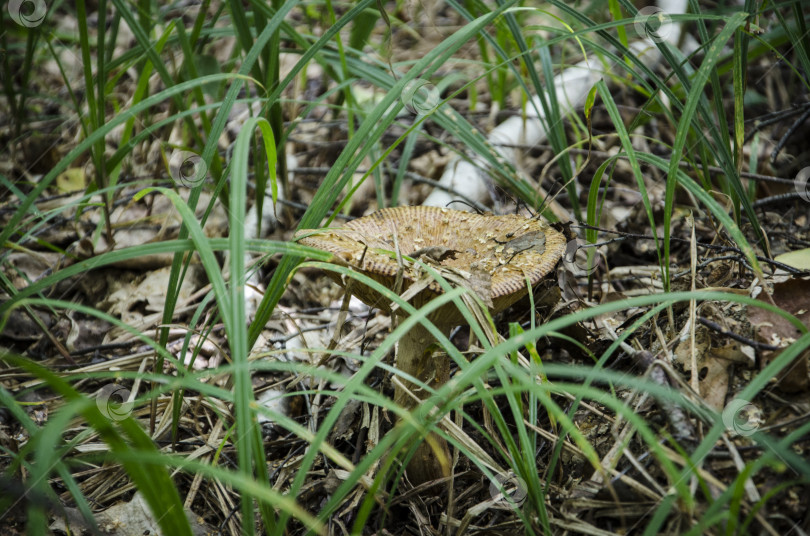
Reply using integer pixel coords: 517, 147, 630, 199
295, 206, 565, 485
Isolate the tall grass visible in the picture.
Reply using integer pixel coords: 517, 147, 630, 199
1, 0, 808, 534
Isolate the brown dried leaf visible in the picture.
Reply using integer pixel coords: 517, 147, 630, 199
749, 279, 810, 393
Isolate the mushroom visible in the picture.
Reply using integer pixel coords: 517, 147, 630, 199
295, 206, 565, 485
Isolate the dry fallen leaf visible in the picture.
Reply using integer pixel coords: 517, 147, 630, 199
50, 491, 210, 536
749, 279, 810, 393
774, 248, 810, 272
673, 326, 729, 410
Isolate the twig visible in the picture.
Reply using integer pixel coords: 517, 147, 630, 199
573, 224, 810, 276
753, 191, 809, 208
287, 166, 490, 213
770, 106, 810, 164
698, 316, 778, 351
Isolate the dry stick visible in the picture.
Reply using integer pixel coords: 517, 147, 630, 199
184, 418, 224, 509
494, 139, 803, 186
744, 101, 810, 143
752, 191, 810, 208
575, 224, 809, 276
770, 106, 810, 164
447, 405, 465, 536
697, 317, 779, 351
721, 434, 761, 504
276, 197, 354, 221
286, 166, 490, 214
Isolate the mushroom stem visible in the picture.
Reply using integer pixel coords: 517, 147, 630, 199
394, 321, 452, 485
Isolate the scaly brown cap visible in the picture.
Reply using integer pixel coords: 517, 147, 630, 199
296, 206, 565, 324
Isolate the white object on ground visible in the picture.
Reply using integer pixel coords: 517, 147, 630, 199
243, 153, 296, 318
422, 0, 691, 218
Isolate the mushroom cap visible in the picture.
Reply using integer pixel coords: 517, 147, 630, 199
296, 206, 565, 325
